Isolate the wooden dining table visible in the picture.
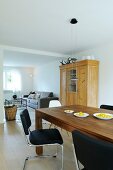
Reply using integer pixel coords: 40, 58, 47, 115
35, 105, 113, 155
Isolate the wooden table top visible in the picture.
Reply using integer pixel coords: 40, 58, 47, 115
36, 105, 113, 143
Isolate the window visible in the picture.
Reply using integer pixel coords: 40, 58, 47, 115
3, 70, 21, 91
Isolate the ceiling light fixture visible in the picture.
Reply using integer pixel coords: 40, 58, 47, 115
70, 18, 78, 24
60, 18, 78, 65
70, 18, 78, 61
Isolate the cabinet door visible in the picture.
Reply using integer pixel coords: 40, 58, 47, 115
60, 69, 67, 105
87, 64, 99, 107
66, 92, 77, 105
77, 66, 87, 106
66, 67, 77, 105
67, 68, 77, 93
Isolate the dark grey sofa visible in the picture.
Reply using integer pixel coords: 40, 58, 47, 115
22, 91, 58, 109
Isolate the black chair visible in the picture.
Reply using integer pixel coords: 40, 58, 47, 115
100, 104, 113, 110
20, 109, 63, 170
72, 130, 113, 170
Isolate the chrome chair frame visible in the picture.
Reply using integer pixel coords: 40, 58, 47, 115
20, 110, 63, 170
23, 131, 63, 170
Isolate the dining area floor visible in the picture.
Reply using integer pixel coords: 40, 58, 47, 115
0, 108, 76, 170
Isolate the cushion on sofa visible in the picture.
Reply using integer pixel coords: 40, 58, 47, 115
27, 91, 53, 98
34, 93, 40, 99
38, 92, 51, 98
27, 98, 39, 105
48, 92, 53, 97
29, 91, 36, 95
28, 94, 35, 99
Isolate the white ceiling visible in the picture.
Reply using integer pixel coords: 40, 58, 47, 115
1, 0, 113, 65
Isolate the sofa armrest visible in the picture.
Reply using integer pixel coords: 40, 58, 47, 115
40, 97, 59, 108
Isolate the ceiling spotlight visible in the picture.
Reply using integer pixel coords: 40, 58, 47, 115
70, 18, 78, 24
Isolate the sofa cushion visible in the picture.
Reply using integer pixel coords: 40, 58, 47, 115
48, 92, 53, 97
34, 93, 40, 100
29, 91, 36, 95
27, 98, 39, 105
28, 94, 35, 99
38, 91, 51, 98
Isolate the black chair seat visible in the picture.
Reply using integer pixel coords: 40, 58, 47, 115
29, 128, 63, 145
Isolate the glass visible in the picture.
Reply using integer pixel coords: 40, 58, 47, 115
68, 69, 78, 92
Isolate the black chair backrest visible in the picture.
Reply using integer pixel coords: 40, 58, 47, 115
72, 130, 113, 170
100, 104, 113, 110
20, 109, 31, 135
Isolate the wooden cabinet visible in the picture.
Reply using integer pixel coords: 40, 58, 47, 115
60, 60, 99, 107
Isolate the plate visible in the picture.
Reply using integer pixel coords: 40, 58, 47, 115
74, 112, 89, 118
64, 110, 74, 114
93, 113, 113, 120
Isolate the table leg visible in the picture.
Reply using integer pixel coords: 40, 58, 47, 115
35, 110, 43, 155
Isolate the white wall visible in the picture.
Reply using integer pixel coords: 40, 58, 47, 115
34, 60, 60, 97
75, 43, 113, 106
0, 50, 4, 123
20, 67, 34, 94
3, 66, 34, 100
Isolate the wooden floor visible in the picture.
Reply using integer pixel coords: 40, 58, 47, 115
0, 108, 76, 170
